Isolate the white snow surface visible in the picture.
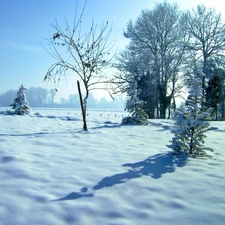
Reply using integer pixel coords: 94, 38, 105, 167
0, 108, 225, 225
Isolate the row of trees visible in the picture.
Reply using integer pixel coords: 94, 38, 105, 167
0, 87, 123, 108
43, 1, 225, 130
114, 2, 225, 120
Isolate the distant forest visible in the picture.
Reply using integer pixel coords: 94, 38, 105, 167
0, 87, 124, 109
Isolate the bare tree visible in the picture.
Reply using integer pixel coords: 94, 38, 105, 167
183, 4, 225, 93
43, 1, 114, 130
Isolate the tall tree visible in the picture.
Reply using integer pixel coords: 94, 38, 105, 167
115, 1, 186, 118
183, 4, 225, 94
43, 1, 114, 130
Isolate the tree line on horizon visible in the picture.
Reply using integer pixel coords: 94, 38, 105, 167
0, 87, 124, 109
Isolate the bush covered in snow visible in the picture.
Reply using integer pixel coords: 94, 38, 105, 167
122, 85, 148, 125
121, 106, 148, 125
167, 71, 213, 157
10, 84, 31, 115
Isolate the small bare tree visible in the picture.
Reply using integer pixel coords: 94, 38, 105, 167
43, 1, 114, 131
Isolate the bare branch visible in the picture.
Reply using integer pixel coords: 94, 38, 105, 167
42, 1, 115, 130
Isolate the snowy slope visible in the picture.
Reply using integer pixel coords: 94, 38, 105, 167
0, 108, 225, 225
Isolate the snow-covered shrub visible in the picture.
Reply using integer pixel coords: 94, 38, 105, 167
122, 84, 148, 125
10, 84, 31, 115
167, 71, 213, 157
122, 99, 148, 125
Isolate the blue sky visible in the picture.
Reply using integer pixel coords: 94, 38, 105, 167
1, 0, 224, 100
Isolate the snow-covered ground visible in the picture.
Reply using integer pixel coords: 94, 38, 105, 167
0, 107, 224, 225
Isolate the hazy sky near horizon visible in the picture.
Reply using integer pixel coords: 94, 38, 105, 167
1, 0, 225, 100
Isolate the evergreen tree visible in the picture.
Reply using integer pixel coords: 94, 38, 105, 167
167, 71, 213, 157
137, 72, 158, 119
11, 85, 31, 115
206, 73, 223, 120
122, 82, 148, 125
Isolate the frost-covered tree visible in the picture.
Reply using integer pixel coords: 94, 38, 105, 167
167, 71, 212, 157
10, 85, 30, 115
120, 2, 187, 119
183, 5, 225, 95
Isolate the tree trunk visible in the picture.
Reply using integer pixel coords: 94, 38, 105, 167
77, 80, 88, 131
220, 101, 225, 120
189, 127, 195, 155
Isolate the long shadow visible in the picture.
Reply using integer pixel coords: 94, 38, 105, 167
93, 152, 187, 190
51, 152, 187, 201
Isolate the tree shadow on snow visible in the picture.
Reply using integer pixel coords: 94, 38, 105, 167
91, 121, 121, 130
51, 152, 187, 202
51, 187, 93, 202
92, 152, 187, 190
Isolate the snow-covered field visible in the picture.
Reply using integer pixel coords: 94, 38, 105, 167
0, 107, 225, 225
